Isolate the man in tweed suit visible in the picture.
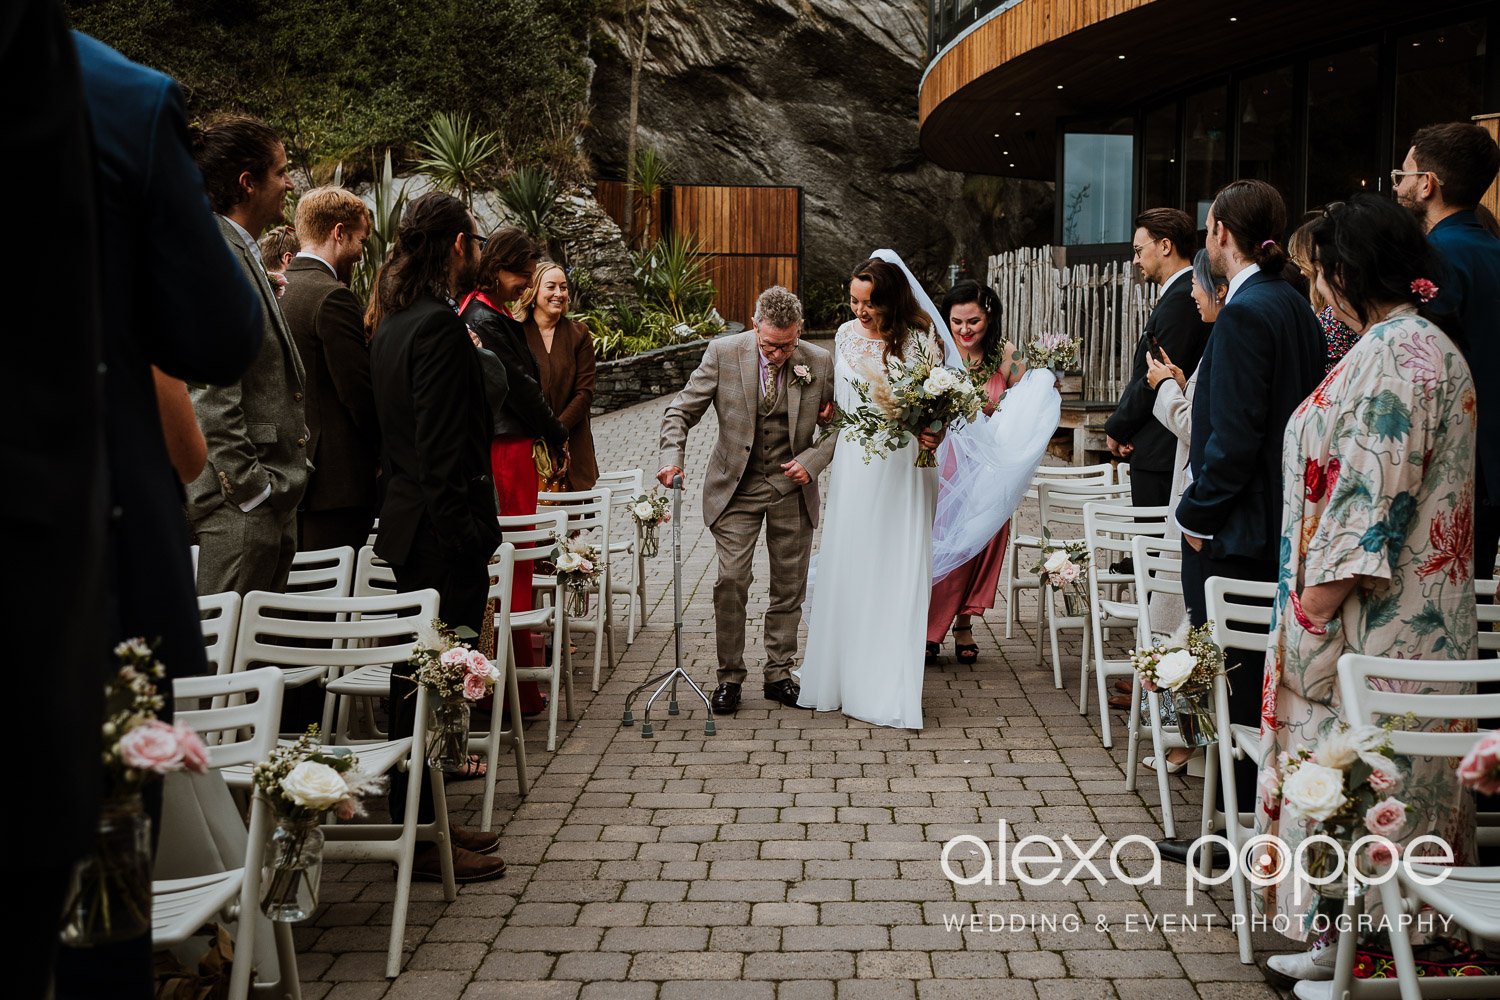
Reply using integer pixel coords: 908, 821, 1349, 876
658, 287, 836, 714
187, 115, 309, 595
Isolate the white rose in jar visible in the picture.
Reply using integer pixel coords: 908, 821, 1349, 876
1281, 762, 1347, 822
1152, 649, 1197, 690
281, 761, 351, 811
633, 501, 654, 520
1043, 550, 1070, 574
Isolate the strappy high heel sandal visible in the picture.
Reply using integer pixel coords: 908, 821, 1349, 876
952, 628, 979, 665
924, 641, 940, 665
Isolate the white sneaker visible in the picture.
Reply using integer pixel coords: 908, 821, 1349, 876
1267, 944, 1336, 982
1293, 980, 1334, 1000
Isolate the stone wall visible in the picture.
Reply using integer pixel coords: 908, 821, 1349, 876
591, 338, 710, 415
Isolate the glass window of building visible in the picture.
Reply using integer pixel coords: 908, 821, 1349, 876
1142, 102, 1179, 211
1237, 66, 1296, 211
1061, 120, 1135, 245
1394, 20, 1488, 164
1184, 86, 1229, 227
1306, 44, 1381, 210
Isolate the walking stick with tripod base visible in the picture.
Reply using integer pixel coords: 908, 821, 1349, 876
621, 474, 715, 738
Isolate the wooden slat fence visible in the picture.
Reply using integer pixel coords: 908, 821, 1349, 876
670, 184, 801, 329
593, 179, 663, 246
986, 245, 1155, 401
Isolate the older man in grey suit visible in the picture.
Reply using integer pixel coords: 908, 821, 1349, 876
187, 115, 309, 595
658, 286, 836, 714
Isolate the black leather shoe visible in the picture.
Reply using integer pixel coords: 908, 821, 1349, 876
763, 678, 801, 707
1156, 836, 1230, 870
710, 682, 741, 715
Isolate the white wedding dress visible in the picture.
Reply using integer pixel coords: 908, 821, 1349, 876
798, 321, 938, 730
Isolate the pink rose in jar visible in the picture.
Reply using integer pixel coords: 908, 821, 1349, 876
175, 723, 210, 774
1363, 796, 1408, 838
1458, 732, 1500, 795
1056, 562, 1080, 585
463, 672, 490, 701
1364, 840, 1395, 867
465, 650, 493, 677
1368, 767, 1398, 793
440, 647, 470, 670
119, 719, 187, 773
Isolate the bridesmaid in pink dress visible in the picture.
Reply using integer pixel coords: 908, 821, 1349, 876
925, 281, 1027, 664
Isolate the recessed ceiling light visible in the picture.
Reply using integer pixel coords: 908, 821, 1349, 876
1014, 111, 1021, 117
993, 133, 1000, 138
1003, 150, 1010, 155
1229, 16, 1238, 22
1056, 85, 1064, 90
1118, 54, 1126, 60
1009, 163, 1015, 168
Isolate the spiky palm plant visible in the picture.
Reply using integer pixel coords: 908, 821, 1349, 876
414, 112, 498, 210
630, 145, 669, 247
498, 165, 560, 244
350, 149, 407, 304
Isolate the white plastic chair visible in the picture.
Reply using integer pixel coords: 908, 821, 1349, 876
534, 489, 615, 691
1204, 575, 1276, 965
198, 591, 242, 676
596, 469, 650, 642
1128, 535, 1188, 838
1326, 653, 1500, 1000
154, 667, 290, 1000
232, 589, 453, 978
1001, 463, 1115, 640
285, 545, 356, 596
1081, 501, 1169, 747
474, 543, 528, 826
499, 510, 574, 750
1034, 482, 1132, 685
1476, 579, 1498, 653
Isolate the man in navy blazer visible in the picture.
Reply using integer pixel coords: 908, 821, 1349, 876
1172, 180, 1324, 837
64, 31, 265, 1000
1396, 122, 1500, 577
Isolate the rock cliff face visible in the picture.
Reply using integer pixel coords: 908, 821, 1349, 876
587, 0, 1051, 291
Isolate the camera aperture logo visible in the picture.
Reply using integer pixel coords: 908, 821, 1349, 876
938, 820, 1453, 923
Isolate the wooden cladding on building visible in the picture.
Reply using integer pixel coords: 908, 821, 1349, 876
1479, 114, 1500, 220
593, 179, 663, 246
593, 180, 802, 330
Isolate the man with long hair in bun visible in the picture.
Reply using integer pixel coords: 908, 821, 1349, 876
1168, 179, 1324, 862
368, 192, 507, 882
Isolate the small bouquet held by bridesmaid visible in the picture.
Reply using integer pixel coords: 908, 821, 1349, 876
1025, 331, 1081, 373
627, 492, 672, 558
252, 726, 385, 921
828, 352, 983, 467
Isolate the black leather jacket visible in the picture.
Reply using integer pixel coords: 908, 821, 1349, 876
460, 297, 567, 449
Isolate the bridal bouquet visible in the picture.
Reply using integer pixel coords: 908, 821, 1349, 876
828, 353, 983, 467
1265, 720, 1409, 897
1128, 623, 1227, 746
410, 618, 499, 772
252, 725, 385, 921
552, 533, 602, 617
61, 639, 211, 946
1026, 331, 1081, 372
627, 492, 671, 557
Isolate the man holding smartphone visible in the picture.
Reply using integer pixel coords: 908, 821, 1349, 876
1104, 208, 1212, 509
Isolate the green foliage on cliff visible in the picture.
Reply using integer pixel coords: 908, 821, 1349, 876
67, 0, 603, 182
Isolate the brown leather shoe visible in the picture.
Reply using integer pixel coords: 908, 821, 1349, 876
1108, 693, 1133, 709
451, 827, 500, 854
411, 844, 506, 883
1112, 679, 1132, 694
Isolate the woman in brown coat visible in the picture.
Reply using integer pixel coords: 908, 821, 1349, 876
520, 261, 598, 490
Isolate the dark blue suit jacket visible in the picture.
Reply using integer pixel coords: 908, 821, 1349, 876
1428, 211, 1500, 495
74, 33, 263, 679
1176, 269, 1325, 562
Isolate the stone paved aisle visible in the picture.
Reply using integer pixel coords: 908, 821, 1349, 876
298, 388, 1288, 1000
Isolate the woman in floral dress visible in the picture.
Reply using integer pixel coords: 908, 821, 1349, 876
1256, 196, 1477, 987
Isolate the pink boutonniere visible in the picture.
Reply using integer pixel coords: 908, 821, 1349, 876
791, 364, 813, 386
1410, 278, 1438, 304
267, 270, 288, 299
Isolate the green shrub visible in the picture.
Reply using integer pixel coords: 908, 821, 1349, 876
633, 233, 715, 324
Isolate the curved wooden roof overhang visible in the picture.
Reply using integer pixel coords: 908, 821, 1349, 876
918, 0, 1480, 179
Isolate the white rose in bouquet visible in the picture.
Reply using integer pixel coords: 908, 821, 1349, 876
555, 551, 583, 574
1153, 649, 1198, 690
922, 367, 959, 396
282, 760, 352, 811
1282, 762, 1348, 822
633, 501, 654, 520
1043, 550, 1070, 574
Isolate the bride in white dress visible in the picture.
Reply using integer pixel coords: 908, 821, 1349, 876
798, 257, 947, 729
798, 251, 1063, 731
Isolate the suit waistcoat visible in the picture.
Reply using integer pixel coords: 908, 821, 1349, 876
744, 383, 794, 489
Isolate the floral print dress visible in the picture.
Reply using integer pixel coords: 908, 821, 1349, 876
1254, 307, 1477, 937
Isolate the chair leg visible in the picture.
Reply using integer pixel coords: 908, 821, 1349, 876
273, 919, 303, 1000
506, 650, 529, 796
1038, 585, 1049, 669
1330, 895, 1364, 1000
479, 703, 502, 833
1377, 879, 1424, 1000
429, 766, 456, 900
1145, 689, 1173, 837
1002, 546, 1016, 639
546, 616, 566, 752
1199, 749, 1218, 882
1220, 735, 1254, 964
1124, 675, 1142, 792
